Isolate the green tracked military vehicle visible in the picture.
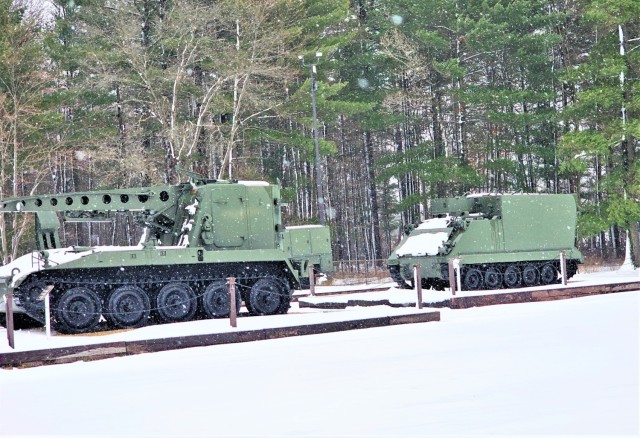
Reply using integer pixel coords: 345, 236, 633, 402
0, 172, 332, 333
388, 194, 583, 291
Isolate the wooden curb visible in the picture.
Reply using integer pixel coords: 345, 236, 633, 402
0, 311, 440, 369
444, 281, 640, 309
0, 342, 128, 369
298, 281, 640, 311
293, 285, 391, 300
298, 299, 409, 310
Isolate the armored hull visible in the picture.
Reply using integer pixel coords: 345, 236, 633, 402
388, 194, 583, 291
0, 176, 333, 333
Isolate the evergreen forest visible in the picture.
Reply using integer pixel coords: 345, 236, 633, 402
1, 0, 639, 269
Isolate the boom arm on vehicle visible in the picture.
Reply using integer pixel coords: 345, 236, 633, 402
0, 183, 198, 250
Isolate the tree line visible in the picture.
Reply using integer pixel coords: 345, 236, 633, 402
0, 0, 638, 267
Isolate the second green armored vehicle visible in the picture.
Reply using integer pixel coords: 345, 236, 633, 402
0, 173, 333, 333
388, 194, 583, 291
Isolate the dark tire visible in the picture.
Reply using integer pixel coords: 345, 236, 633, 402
275, 279, 292, 314
105, 285, 150, 329
0, 312, 43, 329
522, 264, 539, 287
484, 267, 502, 289
389, 265, 413, 289
247, 278, 286, 316
503, 265, 521, 289
540, 264, 557, 285
15, 279, 49, 324
433, 280, 447, 292
202, 281, 241, 318
567, 260, 579, 278
53, 287, 102, 334
156, 283, 197, 323
463, 268, 483, 290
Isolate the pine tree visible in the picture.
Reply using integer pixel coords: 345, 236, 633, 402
559, 0, 640, 263
0, 0, 61, 261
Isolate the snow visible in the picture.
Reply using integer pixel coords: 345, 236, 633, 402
304, 269, 640, 305
0, 270, 638, 436
396, 231, 450, 257
416, 216, 450, 230
0, 305, 427, 353
0, 244, 153, 293
238, 180, 270, 186
394, 217, 451, 256
0, 240, 209, 289
0, 248, 93, 287
184, 198, 198, 215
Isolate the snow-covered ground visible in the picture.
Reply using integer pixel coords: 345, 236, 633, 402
3, 269, 638, 353
0, 270, 638, 436
302, 267, 640, 304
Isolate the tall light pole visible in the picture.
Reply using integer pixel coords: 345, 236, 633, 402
299, 52, 326, 225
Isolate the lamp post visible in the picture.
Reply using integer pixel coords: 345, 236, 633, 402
299, 52, 326, 225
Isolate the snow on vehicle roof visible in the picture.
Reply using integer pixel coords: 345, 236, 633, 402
417, 216, 450, 230
465, 192, 546, 198
0, 245, 149, 285
465, 193, 501, 198
0, 248, 91, 285
238, 181, 270, 186
396, 231, 450, 257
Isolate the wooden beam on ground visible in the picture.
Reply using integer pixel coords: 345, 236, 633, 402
0, 311, 441, 369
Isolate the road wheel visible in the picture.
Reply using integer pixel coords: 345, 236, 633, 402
522, 264, 539, 286
247, 278, 285, 316
156, 283, 197, 323
484, 267, 502, 289
567, 260, 579, 278
53, 287, 102, 334
202, 280, 242, 318
15, 279, 49, 324
432, 280, 447, 292
503, 265, 521, 288
105, 285, 150, 329
540, 264, 557, 285
275, 279, 292, 314
0, 313, 42, 329
389, 265, 413, 289
463, 268, 483, 290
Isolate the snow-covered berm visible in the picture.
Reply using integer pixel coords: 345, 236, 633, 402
1, 287, 637, 436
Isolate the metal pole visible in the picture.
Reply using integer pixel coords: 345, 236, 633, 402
448, 259, 456, 296
414, 265, 423, 309
6, 290, 14, 349
45, 293, 51, 339
37, 285, 54, 338
228, 277, 237, 328
308, 264, 316, 296
454, 258, 462, 294
560, 250, 567, 286
310, 64, 326, 225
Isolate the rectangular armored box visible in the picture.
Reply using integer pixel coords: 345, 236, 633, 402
284, 226, 333, 274
500, 195, 578, 252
